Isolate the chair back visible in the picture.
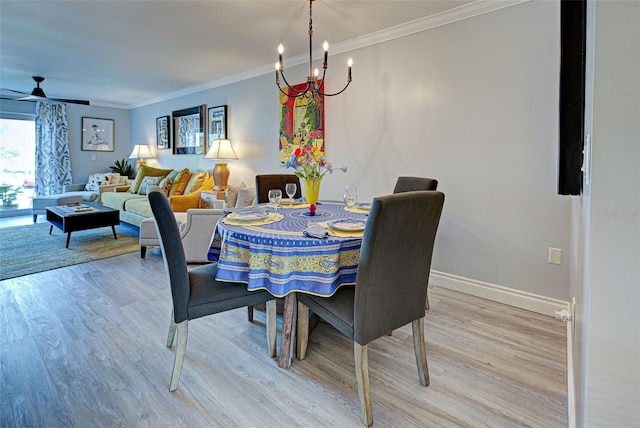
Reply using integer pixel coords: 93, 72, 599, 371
353, 191, 444, 345
255, 174, 302, 204
148, 187, 191, 323
393, 176, 438, 193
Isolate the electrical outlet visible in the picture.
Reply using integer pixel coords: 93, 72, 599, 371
548, 247, 562, 265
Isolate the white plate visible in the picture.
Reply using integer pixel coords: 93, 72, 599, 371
327, 218, 366, 232
229, 210, 269, 221
356, 203, 371, 211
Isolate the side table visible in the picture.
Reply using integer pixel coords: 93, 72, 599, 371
200, 190, 225, 209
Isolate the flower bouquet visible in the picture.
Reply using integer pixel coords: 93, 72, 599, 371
285, 141, 347, 215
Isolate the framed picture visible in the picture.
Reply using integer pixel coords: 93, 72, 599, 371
81, 117, 114, 152
207, 105, 227, 152
156, 116, 170, 149
278, 82, 324, 165
172, 105, 206, 155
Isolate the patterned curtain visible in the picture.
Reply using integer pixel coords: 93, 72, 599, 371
35, 102, 72, 196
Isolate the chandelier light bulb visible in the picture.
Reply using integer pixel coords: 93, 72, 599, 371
278, 44, 284, 54
348, 58, 353, 67
314, 68, 319, 77
323, 41, 329, 51
275, 62, 281, 71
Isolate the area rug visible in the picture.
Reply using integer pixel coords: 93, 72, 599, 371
0, 222, 140, 280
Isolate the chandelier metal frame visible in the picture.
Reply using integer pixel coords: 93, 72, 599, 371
275, 0, 352, 99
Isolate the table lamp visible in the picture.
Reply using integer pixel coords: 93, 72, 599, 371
128, 144, 154, 170
205, 139, 238, 191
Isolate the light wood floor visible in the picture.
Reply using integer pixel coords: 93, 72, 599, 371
0, 248, 567, 427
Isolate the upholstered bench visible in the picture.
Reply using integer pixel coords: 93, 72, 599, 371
32, 194, 84, 223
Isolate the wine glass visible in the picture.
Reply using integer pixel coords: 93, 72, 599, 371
344, 184, 357, 219
285, 182, 297, 205
268, 189, 282, 213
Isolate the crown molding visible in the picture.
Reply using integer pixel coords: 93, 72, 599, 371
130, 0, 530, 110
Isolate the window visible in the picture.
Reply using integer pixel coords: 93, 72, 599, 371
0, 115, 36, 213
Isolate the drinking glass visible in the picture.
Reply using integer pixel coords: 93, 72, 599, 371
285, 183, 297, 205
344, 184, 357, 219
268, 189, 282, 213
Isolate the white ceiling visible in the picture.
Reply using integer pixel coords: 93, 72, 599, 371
0, 0, 474, 109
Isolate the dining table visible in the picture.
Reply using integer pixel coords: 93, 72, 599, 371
208, 200, 371, 367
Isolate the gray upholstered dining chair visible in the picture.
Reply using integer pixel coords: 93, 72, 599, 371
255, 174, 302, 204
297, 191, 445, 427
148, 187, 277, 392
393, 176, 439, 310
393, 176, 438, 193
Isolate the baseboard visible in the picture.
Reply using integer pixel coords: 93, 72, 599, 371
430, 270, 568, 317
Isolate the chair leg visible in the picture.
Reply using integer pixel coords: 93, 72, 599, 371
169, 321, 188, 392
412, 317, 430, 387
247, 305, 254, 322
141, 246, 147, 258
296, 302, 309, 360
425, 288, 430, 310
266, 300, 277, 358
354, 343, 373, 427
166, 311, 177, 347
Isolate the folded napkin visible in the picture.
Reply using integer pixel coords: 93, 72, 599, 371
303, 224, 329, 239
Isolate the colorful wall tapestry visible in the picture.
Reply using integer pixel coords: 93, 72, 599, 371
279, 82, 325, 165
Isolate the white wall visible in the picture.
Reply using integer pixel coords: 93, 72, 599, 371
576, 0, 640, 425
131, 1, 570, 302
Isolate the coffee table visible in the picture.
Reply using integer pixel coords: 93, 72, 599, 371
46, 202, 120, 248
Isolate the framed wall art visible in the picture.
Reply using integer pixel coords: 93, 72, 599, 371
81, 117, 114, 152
156, 115, 170, 149
278, 82, 324, 165
172, 105, 206, 155
207, 105, 227, 152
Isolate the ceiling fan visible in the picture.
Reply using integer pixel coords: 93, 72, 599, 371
0, 76, 90, 105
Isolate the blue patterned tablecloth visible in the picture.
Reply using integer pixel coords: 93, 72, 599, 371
208, 201, 366, 297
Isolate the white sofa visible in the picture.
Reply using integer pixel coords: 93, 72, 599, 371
139, 209, 222, 263
62, 172, 130, 203
139, 183, 256, 263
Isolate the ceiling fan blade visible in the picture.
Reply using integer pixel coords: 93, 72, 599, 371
12, 94, 90, 105
1, 87, 30, 95
46, 97, 90, 105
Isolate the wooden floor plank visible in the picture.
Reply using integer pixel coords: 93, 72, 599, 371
0, 251, 567, 427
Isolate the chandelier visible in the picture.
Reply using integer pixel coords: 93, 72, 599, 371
275, 0, 353, 99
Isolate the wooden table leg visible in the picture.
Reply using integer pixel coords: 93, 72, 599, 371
111, 225, 118, 240
66, 232, 71, 248
278, 293, 298, 368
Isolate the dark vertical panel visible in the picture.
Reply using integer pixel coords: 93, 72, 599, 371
558, 0, 586, 195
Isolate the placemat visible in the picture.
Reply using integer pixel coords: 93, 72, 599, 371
222, 212, 284, 226
317, 221, 365, 238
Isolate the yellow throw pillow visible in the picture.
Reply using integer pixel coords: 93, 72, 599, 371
183, 171, 209, 194
128, 165, 173, 194
169, 168, 192, 196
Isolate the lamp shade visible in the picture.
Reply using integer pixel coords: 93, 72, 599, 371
205, 139, 238, 160
128, 144, 154, 159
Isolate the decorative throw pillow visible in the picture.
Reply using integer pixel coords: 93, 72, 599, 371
183, 171, 209, 194
169, 168, 191, 196
158, 176, 174, 196
84, 172, 112, 191
137, 176, 164, 195
235, 187, 256, 208
224, 182, 246, 208
128, 165, 173, 194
